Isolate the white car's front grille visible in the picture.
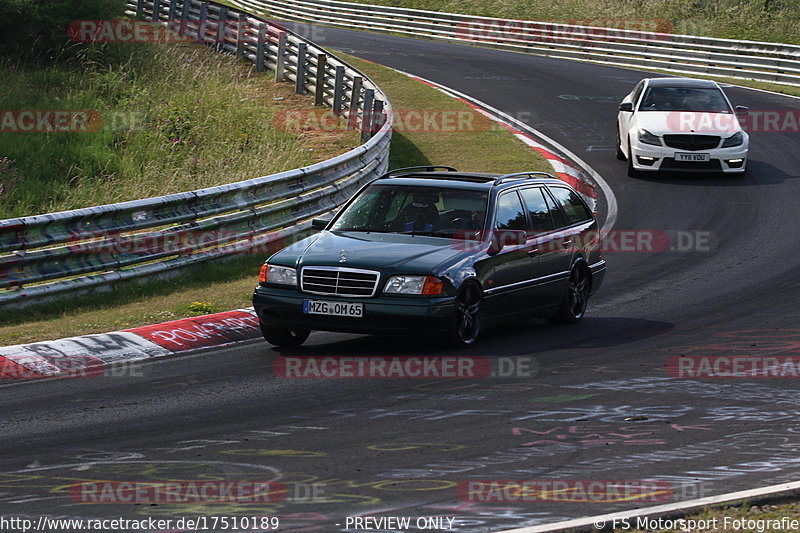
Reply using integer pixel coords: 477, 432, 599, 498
663, 134, 721, 151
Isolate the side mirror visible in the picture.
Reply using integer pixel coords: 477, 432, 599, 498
619, 102, 633, 112
735, 105, 749, 115
488, 229, 527, 255
311, 218, 330, 230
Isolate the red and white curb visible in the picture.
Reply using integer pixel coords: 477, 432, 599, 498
0, 308, 262, 379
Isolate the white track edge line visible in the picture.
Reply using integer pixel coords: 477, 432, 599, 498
721, 81, 800, 101
494, 479, 800, 533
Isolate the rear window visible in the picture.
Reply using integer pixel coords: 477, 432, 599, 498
548, 187, 593, 226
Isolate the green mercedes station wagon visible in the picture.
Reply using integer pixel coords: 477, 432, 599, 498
253, 166, 606, 347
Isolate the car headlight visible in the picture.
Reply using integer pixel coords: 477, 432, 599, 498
637, 129, 662, 146
721, 131, 744, 147
383, 275, 443, 295
259, 263, 297, 286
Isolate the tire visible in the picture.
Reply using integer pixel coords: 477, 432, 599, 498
260, 322, 310, 347
616, 125, 626, 161
547, 264, 591, 324
447, 282, 482, 347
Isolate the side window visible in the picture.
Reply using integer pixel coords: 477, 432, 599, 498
548, 187, 593, 226
494, 192, 528, 231
519, 188, 555, 233
544, 189, 566, 229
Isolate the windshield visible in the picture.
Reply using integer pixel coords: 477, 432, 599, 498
330, 184, 488, 238
638, 86, 731, 113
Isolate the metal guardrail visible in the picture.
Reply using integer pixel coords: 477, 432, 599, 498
0, 0, 392, 308
232, 0, 800, 86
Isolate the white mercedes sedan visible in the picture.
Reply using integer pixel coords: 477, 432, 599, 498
617, 78, 749, 176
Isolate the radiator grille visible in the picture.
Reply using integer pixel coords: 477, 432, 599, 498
663, 134, 721, 151
301, 267, 380, 297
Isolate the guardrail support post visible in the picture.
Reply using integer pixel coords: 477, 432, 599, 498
256, 23, 267, 72
136, 0, 144, 19
152, 0, 161, 22
348, 76, 362, 130
236, 13, 246, 59
275, 32, 287, 82
178, 0, 192, 40
333, 65, 345, 115
197, 2, 208, 44
360, 88, 375, 142
372, 99, 385, 133
314, 53, 327, 106
180, 0, 191, 21
295, 42, 307, 94
168, 0, 177, 20
216, 7, 228, 52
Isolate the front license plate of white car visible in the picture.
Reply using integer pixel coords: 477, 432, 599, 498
303, 300, 363, 317
675, 152, 710, 162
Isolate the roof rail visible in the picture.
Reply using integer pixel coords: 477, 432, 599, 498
493, 171, 556, 186
379, 166, 458, 178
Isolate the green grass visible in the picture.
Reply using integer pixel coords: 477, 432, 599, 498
0, 42, 356, 218
337, 52, 552, 174
0, 54, 552, 345
624, 499, 800, 531
339, 0, 800, 45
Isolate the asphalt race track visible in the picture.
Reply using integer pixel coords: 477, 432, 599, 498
2, 27, 800, 532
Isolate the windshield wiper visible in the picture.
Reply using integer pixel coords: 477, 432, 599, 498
397, 230, 435, 236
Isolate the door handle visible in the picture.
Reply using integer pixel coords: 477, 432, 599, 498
561, 240, 573, 248
527, 248, 539, 257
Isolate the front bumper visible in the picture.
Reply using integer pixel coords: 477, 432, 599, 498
630, 139, 748, 174
253, 286, 456, 334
